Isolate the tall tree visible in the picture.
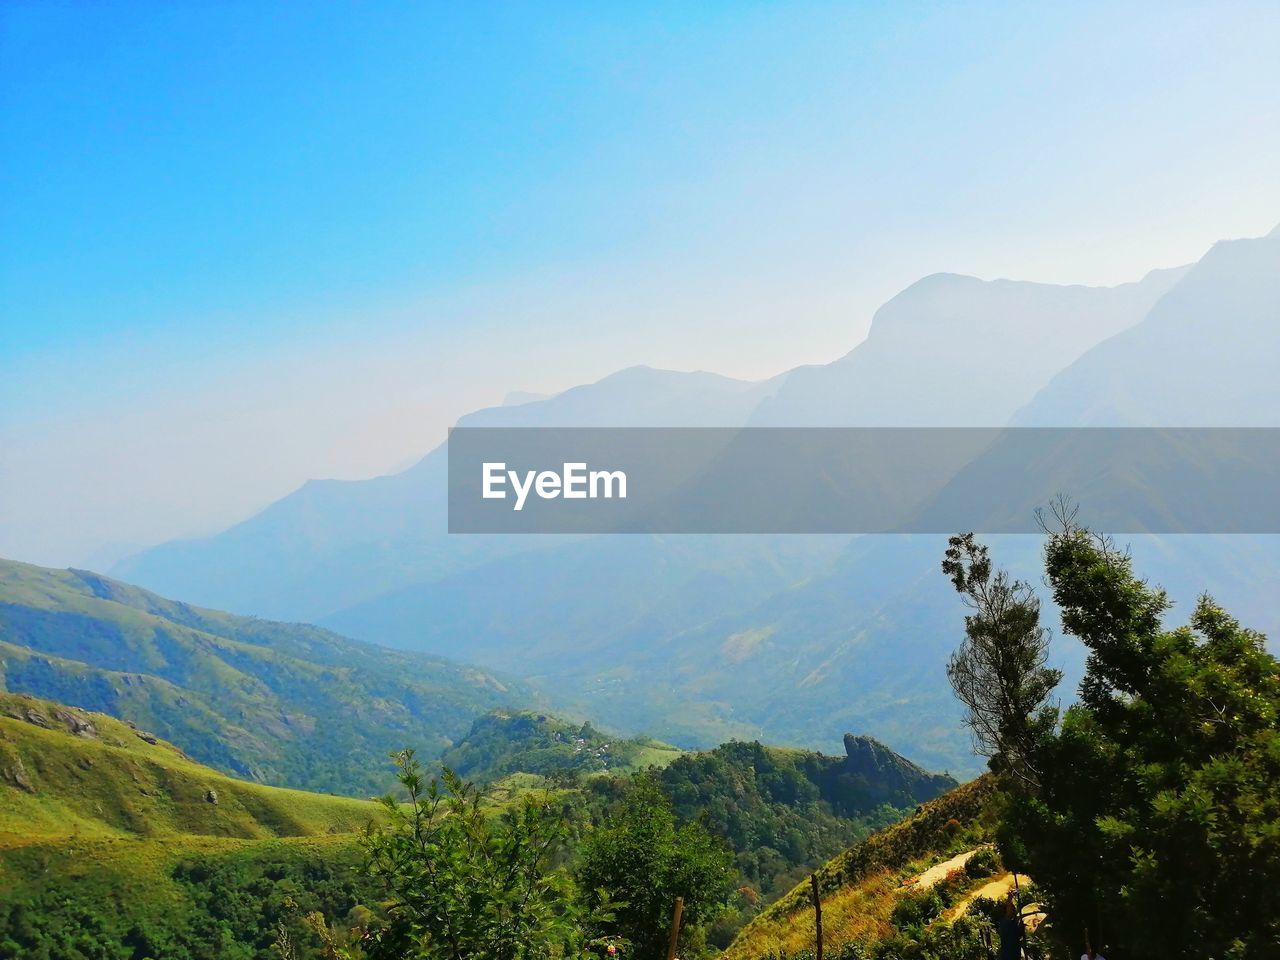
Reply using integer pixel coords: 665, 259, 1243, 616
941, 532, 1061, 787
945, 521, 1280, 958
1031, 521, 1280, 958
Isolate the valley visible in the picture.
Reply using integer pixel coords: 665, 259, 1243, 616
2, 501, 1277, 958
2, 228, 1276, 958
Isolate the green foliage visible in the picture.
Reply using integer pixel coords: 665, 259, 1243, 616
0, 559, 519, 796
440, 711, 680, 784
448, 713, 954, 945
956, 522, 1280, 958
2, 688, 964, 960
870, 913, 999, 960
578, 776, 734, 959
942, 533, 1061, 787
962, 846, 1000, 880
356, 749, 611, 960
0, 839, 376, 960
650, 739, 950, 901
889, 889, 945, 931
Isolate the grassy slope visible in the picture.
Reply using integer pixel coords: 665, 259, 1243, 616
722, 776, 999, 959
0, 693, 378, 843
0, 558, 523, 795
0, 693, 382, 959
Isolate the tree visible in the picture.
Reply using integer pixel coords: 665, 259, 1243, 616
945, 522, 1280, 958
1031, 521, 1280, 958
941, 532, 1061, 787
355, 749, 612, 960
577, 776, 733, 959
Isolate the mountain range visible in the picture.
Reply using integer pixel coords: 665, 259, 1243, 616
109, 226, 1280, 773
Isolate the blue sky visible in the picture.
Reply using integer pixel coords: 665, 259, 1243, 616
2, 1, 1279, 565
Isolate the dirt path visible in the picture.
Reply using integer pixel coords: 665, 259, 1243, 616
943, 872, 1048, 934
945, 872, 1016, 919
900, 848, 980, 893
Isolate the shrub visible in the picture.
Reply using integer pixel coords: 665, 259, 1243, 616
890, 890, 944, 930
963, 847, 1000, 880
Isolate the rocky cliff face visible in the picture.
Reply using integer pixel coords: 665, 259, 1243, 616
840, 733, 959, 805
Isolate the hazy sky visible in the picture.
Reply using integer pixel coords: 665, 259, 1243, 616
3, 1, 1279, 567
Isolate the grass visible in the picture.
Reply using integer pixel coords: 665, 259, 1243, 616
618, 739, 684, 771
0, 692, 381, 845
721, 776, 1000, 959
0, 692, 387, 959
0, 831, 362, 906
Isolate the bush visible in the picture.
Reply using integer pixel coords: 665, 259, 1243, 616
890, 890, 944, 930
963, 847, 1000, 880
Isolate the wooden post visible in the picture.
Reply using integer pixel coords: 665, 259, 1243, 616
1011, 872, 1024, 951
666, 896, 684, 960
810, 873, 824, 960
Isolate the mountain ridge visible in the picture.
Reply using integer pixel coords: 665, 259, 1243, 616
0, 558, 527, 795
104, 228, 1280, 774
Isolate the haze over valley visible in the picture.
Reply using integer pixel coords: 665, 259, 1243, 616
101, 224, 1280, 774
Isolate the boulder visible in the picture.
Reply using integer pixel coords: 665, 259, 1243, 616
3, 759, 36, 793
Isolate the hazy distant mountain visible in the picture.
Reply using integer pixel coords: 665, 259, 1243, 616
110, 229, 1279, 772
117, 267, 1177, 624
752, 267, 1186, 426
113, 367, 787, 620
310, 266, 1198, 766
1012, 229, 1280, 426
658, 230, 1280, 768
502, 390, 552, 406
321, 533, 847, 672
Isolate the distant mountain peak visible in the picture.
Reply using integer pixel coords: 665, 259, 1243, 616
750, 261, 1182, 427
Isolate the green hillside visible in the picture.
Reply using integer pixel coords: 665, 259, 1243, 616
0, 692, 378, 841
0, 692, 987, 959
0, 692, 383, 960
653, 738, 957, 905
443, 709, 959, 944
0, 558, 525, 795
723, 776, 1010, 959
440, 709, 683, 782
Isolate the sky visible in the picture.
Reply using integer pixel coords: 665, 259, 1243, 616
2, 1, 1279, 567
